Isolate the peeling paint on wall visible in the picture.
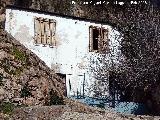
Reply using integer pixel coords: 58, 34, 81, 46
14, 25, 33, 44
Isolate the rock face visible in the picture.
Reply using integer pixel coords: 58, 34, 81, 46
14, 0, 72, 15
0, 27, 65, 106
150, 84, 160, 114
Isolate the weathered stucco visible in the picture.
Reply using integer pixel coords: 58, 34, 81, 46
5, 8, 122, 97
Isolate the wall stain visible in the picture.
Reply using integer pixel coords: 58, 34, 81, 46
14, 25, 32, 44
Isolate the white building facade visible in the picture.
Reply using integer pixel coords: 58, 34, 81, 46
5, 6, 122, 98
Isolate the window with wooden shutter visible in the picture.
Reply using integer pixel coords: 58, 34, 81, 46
44, 18, 49, 45
49, 19, 56, 47
101, 28, 109, 52
34, 17, 56, 47
89, 26, 109, 52
34, 17, 41, 44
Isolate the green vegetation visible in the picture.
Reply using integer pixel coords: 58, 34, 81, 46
12, 46, 26, 63
0, 102, 15, 115
11, 46, 29, 76
49, 89, 65, 105
6, 67, 23, 76
20, 84, 32, 98
0, 58, 24, 76
0, 73, 3, 86
13, 67, 24, 76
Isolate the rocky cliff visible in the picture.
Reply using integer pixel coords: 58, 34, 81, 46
0, 27, 66, 106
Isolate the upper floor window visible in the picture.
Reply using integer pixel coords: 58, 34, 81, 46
34, 17, 56, 47
89, 26, 109, 52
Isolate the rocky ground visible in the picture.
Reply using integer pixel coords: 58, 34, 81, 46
0, 104, 160, 120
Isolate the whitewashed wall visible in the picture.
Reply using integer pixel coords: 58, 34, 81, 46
5, 8, 122, 97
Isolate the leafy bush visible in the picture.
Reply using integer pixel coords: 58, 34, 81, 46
0, 102, 15, 114
0, 73, 3, 86
12, 46, 26, 62
14, 67, 24, 76
21, 84, 32, 98
49, 89, 65, 105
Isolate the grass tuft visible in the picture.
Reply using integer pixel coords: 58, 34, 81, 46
12, 46, 26, 63
0, 102, 15, 115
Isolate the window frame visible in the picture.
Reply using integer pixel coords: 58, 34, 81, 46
34, 17, 56, 47
89, 25, 109, 53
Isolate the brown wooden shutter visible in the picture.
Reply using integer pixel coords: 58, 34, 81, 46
38, 18, 43, 44
40, 18, 45, 45
50, 19, 56, 47
44, 18, 49, 45
99, 27, 104, 52
98, 27, 101, 52
46, 19, 51, 45
102, 29, 109, 52
34, 17, 41, 44
89, 26, 93, 52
